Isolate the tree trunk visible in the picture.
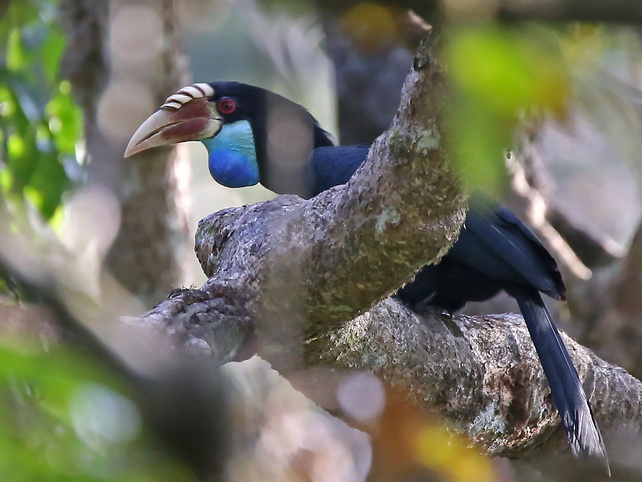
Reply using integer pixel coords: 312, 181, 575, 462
59, 0, 191, 305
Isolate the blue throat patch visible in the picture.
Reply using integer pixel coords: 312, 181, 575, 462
201, 120, 259, 188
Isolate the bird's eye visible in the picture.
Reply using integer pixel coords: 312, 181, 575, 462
217, 97, 237, 115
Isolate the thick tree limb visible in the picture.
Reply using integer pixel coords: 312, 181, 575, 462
136, 278, 642, 476
309, 304, 642, 471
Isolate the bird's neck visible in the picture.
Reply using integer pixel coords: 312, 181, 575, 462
251, 119, 334, 198
202, 120, 259, 188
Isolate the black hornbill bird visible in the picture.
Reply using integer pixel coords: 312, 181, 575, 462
125, 81, 607, 462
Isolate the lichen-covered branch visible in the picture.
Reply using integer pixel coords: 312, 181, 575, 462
307, 302, 642, 458
134, 282, 642, 474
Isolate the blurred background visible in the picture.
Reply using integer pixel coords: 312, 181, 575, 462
1, 0, 642, 480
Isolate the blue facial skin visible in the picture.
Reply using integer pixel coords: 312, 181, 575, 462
201, 120, 259, 188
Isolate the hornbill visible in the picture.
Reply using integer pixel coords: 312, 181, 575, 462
125, 81, 607, 463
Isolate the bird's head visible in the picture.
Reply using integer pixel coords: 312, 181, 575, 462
125, 81, 333, 196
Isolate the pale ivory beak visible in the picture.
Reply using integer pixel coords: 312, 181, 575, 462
124, 97, 222, 157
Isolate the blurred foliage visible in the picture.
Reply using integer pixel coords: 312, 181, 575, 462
0, 0, 81, 223
447, 21, 642, 243
370, 390, 497, 482
0, 4, 203, 480
339, 3, 399, 52
415, 424, 495, 482
448, 24, 572, 194
0, 339, 196, 481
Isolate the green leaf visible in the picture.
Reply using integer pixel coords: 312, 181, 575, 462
447, 24, 570, 194
7, 132, 26, 159
46, 84, 82, 154
42, 31, 66, 84
0, 342, 197, 481
6, 28, 27, 71
7, 128, 38, 190
0, 0, 82, 221
25, 150, 69, 219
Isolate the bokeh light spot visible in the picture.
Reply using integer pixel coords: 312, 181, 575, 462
109, 5, 163, 69
340, 3, 397, 52
98, 81, 155, 143
70, 383, 141, 448
337, 372, 385, 422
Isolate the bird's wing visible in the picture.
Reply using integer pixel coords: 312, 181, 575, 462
448, 193, 565, 299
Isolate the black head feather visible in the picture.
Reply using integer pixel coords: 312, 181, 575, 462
208, 81, 334, 196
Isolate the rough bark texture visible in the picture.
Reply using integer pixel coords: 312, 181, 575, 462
136, 274, 642, 477
310, 306, 642, 463
59, 0, 190, 305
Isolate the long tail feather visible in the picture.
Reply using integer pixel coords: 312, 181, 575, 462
514, 291, 609, 470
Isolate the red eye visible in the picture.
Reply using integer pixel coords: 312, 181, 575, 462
217, 97, 237, 115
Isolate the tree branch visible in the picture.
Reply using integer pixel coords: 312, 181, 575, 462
134, 280, 642, 475
509, 127, 624, 275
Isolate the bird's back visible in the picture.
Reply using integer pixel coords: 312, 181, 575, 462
310, 145, 370, 196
